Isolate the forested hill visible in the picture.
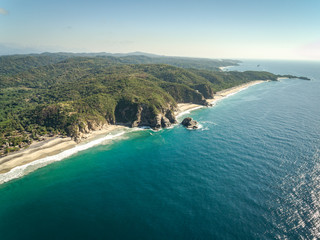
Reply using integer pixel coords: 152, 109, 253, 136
0, 52, 240, 75
0, 53, 301, 156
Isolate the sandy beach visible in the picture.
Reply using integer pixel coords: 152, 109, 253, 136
174, 104, 204, 118
0, 125, 125, 175
207, 80, 265, 103
175, 80, 265, 117
0, 80, 266, 183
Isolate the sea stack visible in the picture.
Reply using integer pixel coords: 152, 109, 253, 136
181, 117, 198, 129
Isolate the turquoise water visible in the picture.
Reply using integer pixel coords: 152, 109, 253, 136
0, 60, 319, 239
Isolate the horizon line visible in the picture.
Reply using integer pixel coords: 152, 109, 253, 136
0, 51, 319, 62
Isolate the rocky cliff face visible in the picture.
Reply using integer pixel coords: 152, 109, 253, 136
145, 108, 177, 130
116, 102, 177, 130
70, 119, 107, 142
67, 100, 178, 142
71, 94, 211, 141
194, 84, 214, 99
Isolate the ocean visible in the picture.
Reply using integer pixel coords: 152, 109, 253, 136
0, 60, 319, 239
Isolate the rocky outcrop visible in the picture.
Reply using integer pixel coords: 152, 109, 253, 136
71, 120, 106, 142
200, 99, 213, 107
136, 106, 177, 130
149, 111, 176, 130
181, 117, 198, 129
69, 101, 178, 142
194, 84, 214, 99
115, 100, 177, 130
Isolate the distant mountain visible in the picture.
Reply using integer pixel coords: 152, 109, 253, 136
38, 51, 163, 58
0, 52, 241, 74
0, 44, 43, 56
112, 51, 163, 57
0, 49, 241, 67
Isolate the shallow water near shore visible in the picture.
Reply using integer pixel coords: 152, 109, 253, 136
0, 60, 319, 239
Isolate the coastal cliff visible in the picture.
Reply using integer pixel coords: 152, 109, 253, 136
0, 53, 306, 156
61, 102, 178, 142
0, 80, 268, 177
114, 100, 177, 129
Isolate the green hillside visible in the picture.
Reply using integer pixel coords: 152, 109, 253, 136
0, 54, 299, 156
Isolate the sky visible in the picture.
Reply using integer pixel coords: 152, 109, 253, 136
1, 0, 320, 60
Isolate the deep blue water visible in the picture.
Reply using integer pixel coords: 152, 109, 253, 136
0, 60, 319, 239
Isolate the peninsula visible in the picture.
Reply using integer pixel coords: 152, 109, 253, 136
0, 53, 306, 173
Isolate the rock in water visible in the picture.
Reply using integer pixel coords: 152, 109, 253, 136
181, 117, 198, 129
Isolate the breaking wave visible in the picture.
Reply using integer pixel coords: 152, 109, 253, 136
0, 131, 126, 184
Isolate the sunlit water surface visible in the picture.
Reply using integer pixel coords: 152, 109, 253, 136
0, 60, 319, 239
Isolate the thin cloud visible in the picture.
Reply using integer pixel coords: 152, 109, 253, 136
0, 8, 8, 15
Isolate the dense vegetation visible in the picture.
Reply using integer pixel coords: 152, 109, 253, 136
0, 53, 299, 156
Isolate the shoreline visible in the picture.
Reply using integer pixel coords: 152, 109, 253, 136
175, 80, 266, 118
0, 80, 267, 184
0, 124, 126, 173
0, 125, 127, 184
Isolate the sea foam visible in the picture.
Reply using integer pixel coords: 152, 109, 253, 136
0, 131, 126, 184
176, 106, 204, 119
0, 82, 264, 185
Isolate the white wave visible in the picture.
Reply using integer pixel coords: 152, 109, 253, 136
185, 123, 203, 130
176, 83, 261, 118
0, 131, 126, 184
0, 82, 266, 185
209, 82, 264, 105
151, 128, 163, 132
136, 126, 151, 130
131, 126, 163, 132
176, 106, 204, 119
201, 121, 217, 125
